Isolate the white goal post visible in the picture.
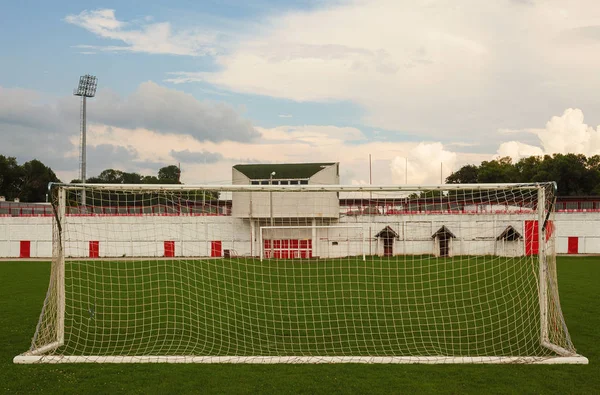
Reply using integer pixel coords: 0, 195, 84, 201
14, 182, 588, 364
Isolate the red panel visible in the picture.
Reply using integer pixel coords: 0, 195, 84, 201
290, 240, 299, 248
281, 250, 289, 259
210, 241, 222, 257
89, 241, 99, 258
300, 240, 308, 248
525, 220, 539, 256
274, 240, 281, 248
568, 237, 579, 254
264, 240, 271, 249
19, 241, 30, 258
282, 240, 289, 248
164, 241, 175, 257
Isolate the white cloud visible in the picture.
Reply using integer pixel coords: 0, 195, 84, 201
538, 108, 600, 155
497, 108, 600, 162
65, 9, 218, 56
390, 143, 458, 185
64, 4, 600, 146
495, 141, 544, 162
164, 0, 600, 143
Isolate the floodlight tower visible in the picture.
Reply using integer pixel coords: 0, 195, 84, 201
73, 74, 97, 207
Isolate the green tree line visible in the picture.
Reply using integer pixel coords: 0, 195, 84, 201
1, 156, 218, 202
446, 153, 600, 196
70, 165, 182, 185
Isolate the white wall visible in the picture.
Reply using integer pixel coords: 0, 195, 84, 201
2, 211, 600, 258
0, 217, 52, 258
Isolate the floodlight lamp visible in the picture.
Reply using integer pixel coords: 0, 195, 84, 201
73, 74, 98, 97
271, 172, 276, 176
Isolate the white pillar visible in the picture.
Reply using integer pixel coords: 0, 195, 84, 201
312, 219, 317, 258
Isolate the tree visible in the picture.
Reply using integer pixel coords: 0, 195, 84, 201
514, 156, 542, 183
543, 154, 589, 196
477, 157, 517, 183
446, 165, 479, 184
18, 160, 60, 202
142, 175, 160, 184
158, 165, 181, 184
122, 172, 143, 184
0, 155, 22, 200
93, 169, 125, 184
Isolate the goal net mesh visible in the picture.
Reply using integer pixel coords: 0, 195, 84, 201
16, 183, 582, 363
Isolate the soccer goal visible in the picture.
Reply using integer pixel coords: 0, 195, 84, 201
14, 183, 588, 364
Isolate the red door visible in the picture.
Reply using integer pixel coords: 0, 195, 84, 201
211, 241, 222, 257
567, 237, 579, 254
384, 239, 393, 256
89, 241, 99, 258
20, 241, 31, 258
164, 241, 175, 257
525, 220, 539, 256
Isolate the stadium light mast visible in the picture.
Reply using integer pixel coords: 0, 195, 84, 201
73, 74, 98, 208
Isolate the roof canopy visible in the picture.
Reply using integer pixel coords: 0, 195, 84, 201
496, 225, 523, 241
431, 225, 456, 239
375, 226, 399, 239
233, 163, 337, 180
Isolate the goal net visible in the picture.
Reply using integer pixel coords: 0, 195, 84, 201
14, 183, 587, 364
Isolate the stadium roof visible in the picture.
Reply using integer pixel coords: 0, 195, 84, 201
233, 163, 337, 180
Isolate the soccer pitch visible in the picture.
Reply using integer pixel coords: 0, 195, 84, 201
2, 257, 598, 393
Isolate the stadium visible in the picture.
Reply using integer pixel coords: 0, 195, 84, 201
2, 162, 600, 259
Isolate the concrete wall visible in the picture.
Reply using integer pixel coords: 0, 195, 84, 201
2, 211, 600, 258
0, 217, 52, 258
231, 165, 340, 219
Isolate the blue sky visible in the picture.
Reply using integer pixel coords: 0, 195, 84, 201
2, 0, 600, 184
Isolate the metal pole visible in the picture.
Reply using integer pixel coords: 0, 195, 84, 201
369, 154, 372, 256
538, 186, 548, 344
270, 173, 274, 227
81, 96, 87, 209
369, 154, 372, 185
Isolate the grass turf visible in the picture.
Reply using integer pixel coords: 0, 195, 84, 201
1, 256, 598, 394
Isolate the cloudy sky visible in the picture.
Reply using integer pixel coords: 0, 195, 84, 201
2, 0, 600, 185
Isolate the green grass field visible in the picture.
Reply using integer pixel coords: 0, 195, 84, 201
1, 256, 598, 394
